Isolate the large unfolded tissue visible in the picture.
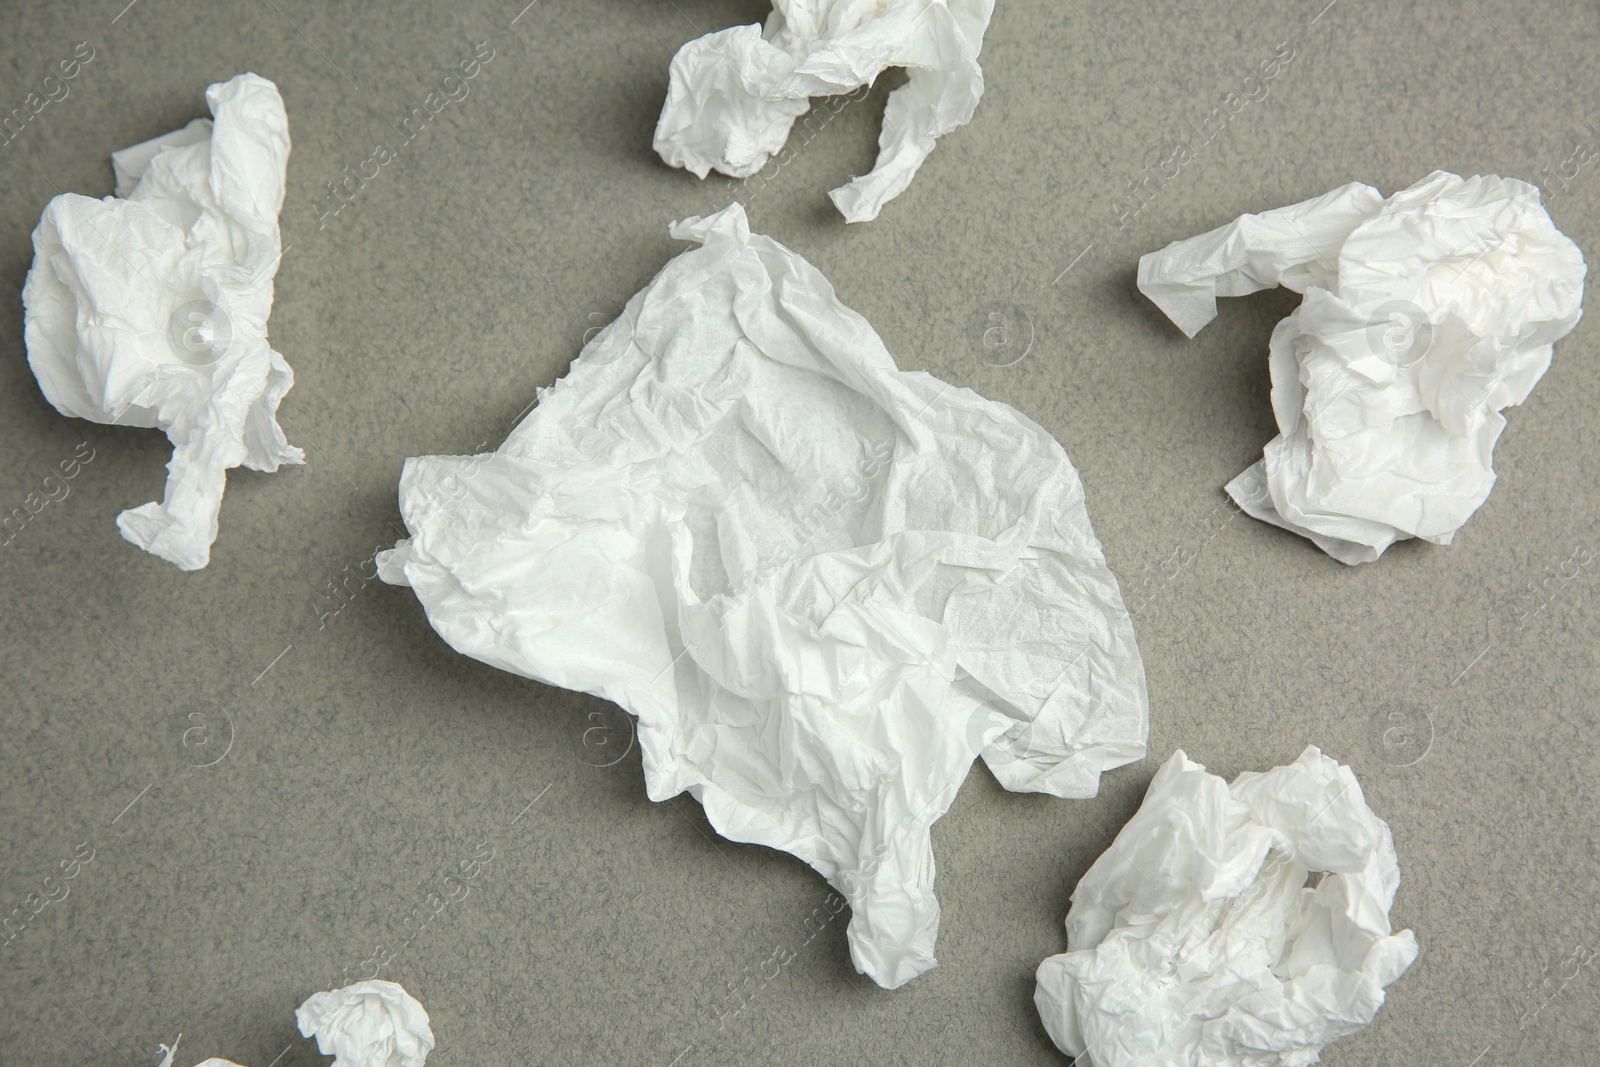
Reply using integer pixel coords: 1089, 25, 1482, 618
1138, 171, 1585, 564
653, 0, 995, 222
1035, 747, 1417, 1066
296, 980, 435, 1067
378, 202, 1146, 988
23, 72, 301, 570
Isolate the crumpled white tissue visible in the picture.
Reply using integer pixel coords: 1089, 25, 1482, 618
149, 980, 430, 1067
1138, 171, 1585, 564
378, 202, 1147, 989
23, 72, 301, 570
295, 980, 435, 1067
1035, 746, 1417, 1067
653, 0, 995, 222
154, 1035, 245, 1067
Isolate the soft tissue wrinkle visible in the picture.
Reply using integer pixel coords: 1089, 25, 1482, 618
23, 72, 301, 571
379, 203, 1147, 989
653, 0, 995, 222
1035, 747, 1418, 1067
1138, 171, 1585, 564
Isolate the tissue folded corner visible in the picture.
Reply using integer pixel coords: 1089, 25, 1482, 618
1035, 745, 1419, 1067
653, 0, 996, 222
22, 71, 301, 571
1139, 171, 1585, 564
384, 201, 1148, 989
295, 979, 436, 1067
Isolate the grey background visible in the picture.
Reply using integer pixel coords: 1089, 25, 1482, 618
1, 0, 1596, 1064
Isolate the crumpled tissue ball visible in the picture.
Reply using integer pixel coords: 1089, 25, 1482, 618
23, 72, 301, 570
1138, 171, 1585, 564
654, 0, 994, 222
1035, 746, 1417, 1067
295, 979, 435, 1067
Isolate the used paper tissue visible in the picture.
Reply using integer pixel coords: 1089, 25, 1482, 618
152, 979, 432, 1067
1035, 746, 1417, 1066
23, 72, 301, 570
653, 0, 995, 222
296, 980, 435, 1067
154, 1035, 244, 1067
379, 202, 1147, 989
1138, 171, 1585, 564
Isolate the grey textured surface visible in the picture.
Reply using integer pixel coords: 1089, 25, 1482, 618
1, 1, 1597, 1064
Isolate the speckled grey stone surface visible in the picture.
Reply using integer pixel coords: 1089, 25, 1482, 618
1, 1, 1596, 1064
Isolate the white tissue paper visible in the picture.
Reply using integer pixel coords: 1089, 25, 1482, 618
23, 72, 301, 570
378, 202, 1147, 989
149, 980, 430, 1067
1138, 171, 1585, 564
653, 0, 995, 222
153, 1035, 245, 1067
1035, 746, 1417, 1067
295, 980, 435, 1067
